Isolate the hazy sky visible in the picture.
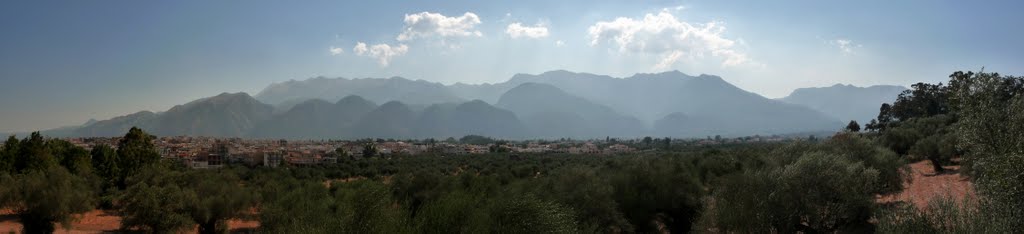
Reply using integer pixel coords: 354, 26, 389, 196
1, 0, 1022, 132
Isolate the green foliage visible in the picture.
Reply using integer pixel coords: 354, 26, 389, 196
332, 180, 411, 233
534, 167, 632, 233
115, 127, 161, 188
186, 170, 257, 234
822, 133, 908, 194
362, 142, 378, 158
258, 179, 337, 234
48, 139, 93, 175
119, 166, 257, 234
14, 132, 58, 173
0, 135, 18, 174
876, 195, 1011, 233
609, 156, 703, 233
948, 71, 1024, 228
119, 180, 195, 233
90, 144, 120, 189
846, 120, 861, 132
0, 166, 95, 233
908, 133, 956, 173
702, 152, 879, 232
459, 135, 496, 145
411, 191, 489, 233
488, 195, 579, 234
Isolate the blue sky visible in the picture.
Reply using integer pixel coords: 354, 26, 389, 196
1, 0, 1022, 132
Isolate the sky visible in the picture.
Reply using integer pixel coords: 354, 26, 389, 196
1, 0, 1022, 132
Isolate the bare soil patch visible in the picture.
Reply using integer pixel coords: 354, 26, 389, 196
0, 209, 258, 233
877, 160, 975, 209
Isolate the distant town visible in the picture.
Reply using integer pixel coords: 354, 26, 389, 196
62, 134, 806, 169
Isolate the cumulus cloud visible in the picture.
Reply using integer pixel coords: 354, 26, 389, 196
655, 50, 684, 69
587, 10, 752, 68
505, 22, 549, 39
830, 39, 860, 55
397, 12, 483, 41
353, 42, 409, 66
329, 46, 344, 55
555, 40, 565, 47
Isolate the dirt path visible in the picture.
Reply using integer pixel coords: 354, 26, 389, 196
0, 209, 258, 233
877, 160, 975, 209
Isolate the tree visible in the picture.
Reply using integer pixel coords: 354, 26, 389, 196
948, 70, 1024, 228
91, 144, 120, 187
702, 152, 878, 232
0, 166, 95, 233
186, 170, 256, 234
0, 135, 17, 173
362, 142, 378, 158
335, 147, 348, 158
115, 127, 161, 188
845, 120, 861, 132
120, 167, 256, 234
15, 132, 57, 173
119, 181, 195, 233
48, 139, 92, 175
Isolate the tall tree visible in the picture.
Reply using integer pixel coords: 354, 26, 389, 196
0, 135, 18, 173
362, 142, 378, 158
15, 132, 57, 173
115, 127, 161, 188
91, 144, 120, 188
845, 120, 861, 132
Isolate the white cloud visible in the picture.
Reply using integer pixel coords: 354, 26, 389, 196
505, 22, 549, 39
587, 10, 752, 68
555, 40, 565, 47
655, 50, 684, 69
353, 42, 409, 66
396, 12, 483, 41
830, 39, 861, 55
329, 46, 344, 55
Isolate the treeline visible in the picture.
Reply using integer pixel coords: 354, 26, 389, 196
3, 128, 906, 233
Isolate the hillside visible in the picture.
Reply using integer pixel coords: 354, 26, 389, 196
781, 84, 907, 123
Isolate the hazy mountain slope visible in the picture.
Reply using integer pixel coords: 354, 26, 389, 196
248, 99, 341, 139
780, 84, 907, 123
249, 95, 378, 139
491, 71, 841, 137
255, 76, 464, 106
73, 111, 160, 137
352, 101, 417, 139
50, 70, 852, 139
414, 100, 526, 139
451, 100, 527, 138
153, 92, 274, 137
496, 83, 646, 138
71, 93, 273, 137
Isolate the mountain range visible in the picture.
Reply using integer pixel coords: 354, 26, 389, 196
20, 70, 905, 139
779, 84, 907, 124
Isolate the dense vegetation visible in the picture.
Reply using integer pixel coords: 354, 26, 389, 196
1, 70, 1022, 233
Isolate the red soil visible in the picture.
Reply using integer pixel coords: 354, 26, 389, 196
877, 160, 976, 209
0, 209, 258, 233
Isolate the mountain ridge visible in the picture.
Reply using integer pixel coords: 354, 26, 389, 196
24, 70, 905, 139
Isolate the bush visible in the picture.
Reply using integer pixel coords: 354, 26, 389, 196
702, 152, 879, 232
0, 166, 95, 233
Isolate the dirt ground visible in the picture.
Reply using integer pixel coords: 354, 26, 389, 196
877, 160, 976, 209
0, 209, 258, 234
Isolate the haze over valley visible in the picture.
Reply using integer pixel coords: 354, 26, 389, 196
26, 70, 906, 139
